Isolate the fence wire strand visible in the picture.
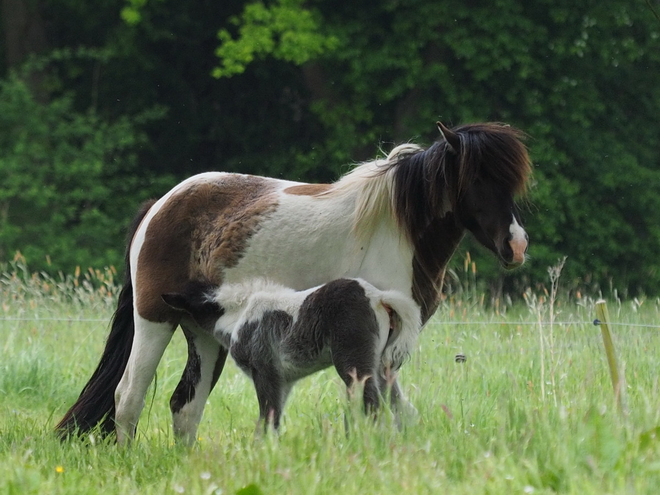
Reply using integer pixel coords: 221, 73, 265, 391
0, 316, 658, 329
0, 317, 107, 322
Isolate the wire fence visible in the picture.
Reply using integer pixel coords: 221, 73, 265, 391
2, 303, 657, 411
0, 316, 658, 328
0, 316, 107, 322
442, 320, 660, 330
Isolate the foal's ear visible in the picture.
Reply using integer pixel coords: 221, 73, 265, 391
161, 293, 193, 314
436, 121, 460, 154
162, 289, 220, 318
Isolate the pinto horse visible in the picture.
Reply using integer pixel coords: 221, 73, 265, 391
160, 277, 421, 433
56, 122, 531, 444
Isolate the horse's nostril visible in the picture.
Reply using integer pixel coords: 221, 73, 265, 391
508, 238, 527, 265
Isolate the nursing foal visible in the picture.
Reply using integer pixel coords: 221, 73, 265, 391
161, 277, 421, 431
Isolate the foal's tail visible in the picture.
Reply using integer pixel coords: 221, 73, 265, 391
55, 200, 155, 438
379, 291, 422, 369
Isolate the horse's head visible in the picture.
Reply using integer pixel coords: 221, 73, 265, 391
455, 179, 528, 270
437, 122, 531, 270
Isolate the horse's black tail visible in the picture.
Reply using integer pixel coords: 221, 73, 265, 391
55, 281, 135, 437
55, 200, 156, 438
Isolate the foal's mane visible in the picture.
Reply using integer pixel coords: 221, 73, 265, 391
326, 123, 531, 243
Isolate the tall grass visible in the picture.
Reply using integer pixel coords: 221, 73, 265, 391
1, 258, 660, 494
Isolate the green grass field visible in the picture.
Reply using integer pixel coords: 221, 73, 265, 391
1, 264, 660, 494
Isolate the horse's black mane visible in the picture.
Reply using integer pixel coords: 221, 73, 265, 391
385, 123, 531, 243
379, 122, 532, 321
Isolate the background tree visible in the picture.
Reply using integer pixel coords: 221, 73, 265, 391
0, 0, 658, 295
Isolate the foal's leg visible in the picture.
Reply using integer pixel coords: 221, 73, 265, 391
331, 331, 381, 413
376, 366, 404, 407
386, 377, 412, 410
251, 367, 287, 432
115, 316, 176, 445
170, 326, 228, 446
376, 371, 418, 428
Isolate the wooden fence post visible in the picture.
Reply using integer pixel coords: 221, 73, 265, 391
594, 299, 627, 415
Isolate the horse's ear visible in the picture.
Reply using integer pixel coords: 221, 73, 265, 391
436, 121, 460, 154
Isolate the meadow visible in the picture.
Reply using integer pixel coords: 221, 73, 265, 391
1, 260, 660, 494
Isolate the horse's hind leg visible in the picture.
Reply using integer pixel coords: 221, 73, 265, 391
115, 316, 175, 445
171, 328, 228, 446
376, 367, 404, 407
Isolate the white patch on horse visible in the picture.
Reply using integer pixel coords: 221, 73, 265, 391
223, 181, 415, 298
359, 282, 422, 369
114, 315, 175, 444
508, 214, 528, 265
344, 217, 414, 294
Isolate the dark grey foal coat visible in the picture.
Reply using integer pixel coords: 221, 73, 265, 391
162, 277, 421, 429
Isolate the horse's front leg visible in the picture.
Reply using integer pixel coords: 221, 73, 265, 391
378, 371, 418, 428
170, 327, 228, 446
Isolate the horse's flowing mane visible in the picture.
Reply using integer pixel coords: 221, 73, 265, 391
325, 123, 531, 243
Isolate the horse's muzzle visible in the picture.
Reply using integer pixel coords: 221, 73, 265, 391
502, 234, 528, 270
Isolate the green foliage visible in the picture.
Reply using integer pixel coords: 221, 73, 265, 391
120, 0, 151, 25
1, 0, 659, 292
214, 0, 660, 294
213, 0, 339, 78
0, 67, 172, 272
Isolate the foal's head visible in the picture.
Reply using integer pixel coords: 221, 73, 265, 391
161, 280, 224, 332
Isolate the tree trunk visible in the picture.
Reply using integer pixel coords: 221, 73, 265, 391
1, 0, 49, 99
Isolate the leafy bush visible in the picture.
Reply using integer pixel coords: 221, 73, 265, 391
0, 70, 173, 273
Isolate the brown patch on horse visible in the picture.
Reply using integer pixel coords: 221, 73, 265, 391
283, 183, 332, 196
136, 175, 278, 322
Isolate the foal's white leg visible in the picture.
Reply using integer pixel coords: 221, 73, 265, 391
171, 329, 227, 446
115, 316, 175, 445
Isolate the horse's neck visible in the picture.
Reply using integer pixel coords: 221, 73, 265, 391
346, 215, 415, 295
411, 213, 465, 323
